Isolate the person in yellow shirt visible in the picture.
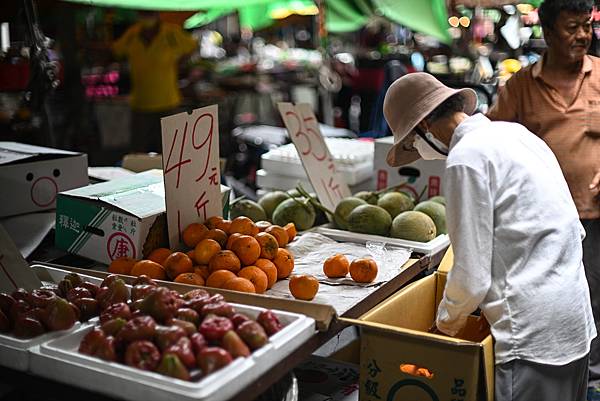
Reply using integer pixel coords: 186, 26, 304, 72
113, 11, 197, 152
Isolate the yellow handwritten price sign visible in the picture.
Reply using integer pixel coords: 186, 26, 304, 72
161, 106, 222, 249
278, 103, 351, 212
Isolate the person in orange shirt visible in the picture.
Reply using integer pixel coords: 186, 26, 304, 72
487, 0, 600, 397
113, 11, 197, 152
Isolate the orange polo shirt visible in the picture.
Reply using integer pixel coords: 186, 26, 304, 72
112, 22, 197, 112
488, 55, 600, 219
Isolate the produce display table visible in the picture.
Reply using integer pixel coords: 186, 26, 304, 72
0, 255, 431, 401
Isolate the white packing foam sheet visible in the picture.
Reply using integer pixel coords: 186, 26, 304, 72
30, 303, 315, 401
0, 267, 104, 371
314, 224, 450, 256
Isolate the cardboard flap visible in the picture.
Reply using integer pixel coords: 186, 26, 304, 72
0, 142, 80, 165
437, 245, 453, 274
32, 263, 336, 331
0, 224, 43, 292
61, 170, 165, 218
480, 333, 495, 401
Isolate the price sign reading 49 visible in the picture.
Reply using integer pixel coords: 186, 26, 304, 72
161, 105, 222, 249
278, 103, 351, 212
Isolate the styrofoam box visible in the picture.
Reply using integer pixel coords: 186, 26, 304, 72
0, 267, 103, 371
255, 169, 374, 195
30, 304, 315, 401
261, 139, 374, 185
314, 224, 450, 256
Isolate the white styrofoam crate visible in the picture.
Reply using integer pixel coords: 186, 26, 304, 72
30, 304, 315, 401
313, 224, 450, 256
0, 267, 103, 371
255, 169, 374, 195
260, 139, 374, 185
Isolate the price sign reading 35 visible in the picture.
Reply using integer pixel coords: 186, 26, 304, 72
278, 103, 351, 212
161, 105, 222, 249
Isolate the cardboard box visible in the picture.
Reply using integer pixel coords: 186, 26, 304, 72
55, 170, 231, 265
0, 142, 88, 217
347, 272, 494, 401
373, 136, 445, 199
295, 356, 359, 401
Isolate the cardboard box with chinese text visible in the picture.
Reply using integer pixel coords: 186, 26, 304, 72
345, 272, 494, 401
0, 142, 88, 217
373, 136, 445, 199
55, 170, 230, 265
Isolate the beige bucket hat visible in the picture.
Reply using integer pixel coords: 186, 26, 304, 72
383, 72, 478, 167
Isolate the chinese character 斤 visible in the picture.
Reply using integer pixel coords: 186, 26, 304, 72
367, 359, 381, 378
110, 238, 131, 259
194, 191, 209, 221
58, 215, 70, 229
364, 379, 381, 399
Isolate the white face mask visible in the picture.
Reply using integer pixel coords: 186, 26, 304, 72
413, 132, 448, 160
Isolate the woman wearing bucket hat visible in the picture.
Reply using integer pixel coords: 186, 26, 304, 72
383, 72, 596, 401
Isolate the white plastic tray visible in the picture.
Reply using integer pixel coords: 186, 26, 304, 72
313, 224, 450, 256
30, 304, 315, 401
0, 267, 103, 371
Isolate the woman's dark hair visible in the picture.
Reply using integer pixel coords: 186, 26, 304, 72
538, 0, 594, 31
425, 93, 466, 124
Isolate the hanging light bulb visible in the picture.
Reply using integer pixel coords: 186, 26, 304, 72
459, 16, 471, 28
448, 16, 460, 28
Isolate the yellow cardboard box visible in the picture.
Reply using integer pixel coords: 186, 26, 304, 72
346, 271, 494, 401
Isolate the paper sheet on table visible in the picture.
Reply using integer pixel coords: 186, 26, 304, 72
267, 233, 411, 315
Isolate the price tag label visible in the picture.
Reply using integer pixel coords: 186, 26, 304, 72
278, 103, 351, 212
161, 106, 222, 248
0, 224, 42, 292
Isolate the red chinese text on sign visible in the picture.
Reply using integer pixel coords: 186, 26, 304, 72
161, 105, 222, 249
277, 103, 351, 213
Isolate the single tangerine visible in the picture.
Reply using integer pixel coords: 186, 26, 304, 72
254, 258, 278, 289
226, 233, 243, 250
193, 265, 211, 280
130, 260, 167, 280
255, 232, 279, 260
289, 274, 319, 301
349, 258, 378, 283
182, 223, 209, 248
203, 229, 228, 248
174, 273, 205, 286
222, 277, 256, 293
208, 250, 241, 274
323, 254, 350, 278
284, 223, 297, 242
147, 248, 172, 266
108, 257, 137, 275
273, 248, 294, 279
216, 219, 232, 234
265, 225, 289, 247
204, 216, 223, 229
206, 270, 237, 288
194, 238, 222, 265
229, 216, 259, 236
255, 221, 271, 232
238, 266, 269, 294
230, 235, 261, 266
163, 252, 194, 280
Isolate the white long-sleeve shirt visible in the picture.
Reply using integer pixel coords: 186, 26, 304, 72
436, 113, 596, 365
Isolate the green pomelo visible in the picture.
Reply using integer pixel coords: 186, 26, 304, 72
334, 197, 367, 230
414, 201, 447, 235
272, 198, 316, 231
390, 211, 436, 242
377, 192, 415, 219
347, 205, 392, 236
353, 191, 379, 205
429, 195, 446, 206
230, 199, 267, 222
258, 191, 290, 220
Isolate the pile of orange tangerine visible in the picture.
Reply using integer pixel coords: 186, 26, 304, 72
108, 216, 297, 296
